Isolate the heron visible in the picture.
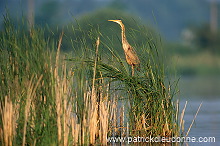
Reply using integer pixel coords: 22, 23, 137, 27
108, 19, 140, 76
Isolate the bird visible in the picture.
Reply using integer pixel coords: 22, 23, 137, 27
108, 19, 140, 76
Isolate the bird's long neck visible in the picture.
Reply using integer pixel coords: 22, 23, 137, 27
120, 23, 128, 45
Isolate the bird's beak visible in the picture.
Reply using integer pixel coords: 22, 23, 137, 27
108, 20, 122, 26
108, 20, 118, 23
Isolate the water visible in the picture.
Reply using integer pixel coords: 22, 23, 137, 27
179, 99, 220, 145
178, 76, 220, 145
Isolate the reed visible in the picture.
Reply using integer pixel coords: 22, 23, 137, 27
0, 96, 14, 146
0, 16, 182, 145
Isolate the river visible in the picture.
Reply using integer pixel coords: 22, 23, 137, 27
179, 76, 220, 145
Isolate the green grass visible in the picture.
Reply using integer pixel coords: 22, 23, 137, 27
172, 51, 220, 76
164, 42, 220, 76
0, 16, 180, 145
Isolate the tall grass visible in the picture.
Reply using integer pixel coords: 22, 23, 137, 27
0, 16, 180, 145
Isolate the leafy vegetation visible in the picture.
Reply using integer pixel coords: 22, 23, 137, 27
62, 8, 157, 52
1, 0, 210, 40
0, 15, 180, 145
164, 24, 220, 76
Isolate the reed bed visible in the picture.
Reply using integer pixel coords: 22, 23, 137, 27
0, 16, 180, 145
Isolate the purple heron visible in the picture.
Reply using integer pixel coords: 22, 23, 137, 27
108, 19, 140, 76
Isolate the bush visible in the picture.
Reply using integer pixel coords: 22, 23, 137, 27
190, 24, 220, 53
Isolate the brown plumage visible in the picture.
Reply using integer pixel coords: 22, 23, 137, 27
108, 19, 140, 76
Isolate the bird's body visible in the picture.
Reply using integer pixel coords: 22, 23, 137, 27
108, 19, 140, 76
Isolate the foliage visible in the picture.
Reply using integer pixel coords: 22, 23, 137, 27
35, 1, 61, 27
62, 8, 157, 52
190, 24, 220, 53
1, 0, 211, 41
0, 16, 57, 145
0, 15, 179, 145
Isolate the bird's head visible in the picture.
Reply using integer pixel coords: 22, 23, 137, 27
108, 19, 124, 27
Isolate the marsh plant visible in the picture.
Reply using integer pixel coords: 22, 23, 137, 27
0, 16, 180, 145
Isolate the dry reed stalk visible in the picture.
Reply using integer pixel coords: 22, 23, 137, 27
175, 99, 179, 125
141, 114, 147, 131
62, 63, 70, 146
180, 101, 187, 135
118, 104, 125, 136
71, 113, 80, 144
55, 85, 62, 145
54, 32, 74, 146
110, 96, 118, 137
89, 89, 98, 144
22, 74, 43, 146
54, 32, 63, 145
89, 37, 100, 144
55, 31, 64, 76
135, 116, 143, 132
99, 101, 109, 144
30, 99, 36, 143
80, 92, 90, 145
185, 102, 202, 137
161, 100, 170, 136
64, 105, 71, 146
0, 96, 13, 146
82, 111, 86, 145
89, 103, 98, 144
53, 38, 79, 145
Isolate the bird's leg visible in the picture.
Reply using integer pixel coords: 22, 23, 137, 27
131, 65, 134, 76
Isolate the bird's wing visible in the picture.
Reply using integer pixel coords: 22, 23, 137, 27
125, 46, 140, 65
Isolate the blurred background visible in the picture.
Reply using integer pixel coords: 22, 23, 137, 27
1, 0, 220, 144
